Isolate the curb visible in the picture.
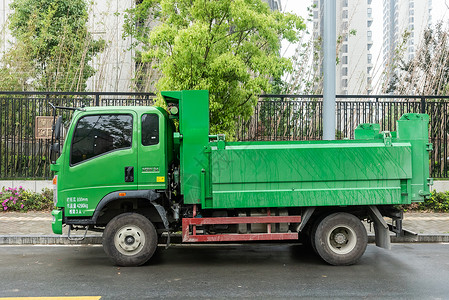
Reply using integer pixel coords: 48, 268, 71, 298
0, 235, 102, 245
390, 234, 449, 243
1, 234, 449, 245
367, 234, 449, 243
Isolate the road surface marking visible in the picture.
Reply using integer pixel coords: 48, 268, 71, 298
0, 297, 101, 300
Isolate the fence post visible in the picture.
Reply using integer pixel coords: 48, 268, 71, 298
95, 93, 100, 106
421, 97, 426, 114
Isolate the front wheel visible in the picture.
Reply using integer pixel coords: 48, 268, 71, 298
103, 213, 158, 266
314, 212, 368, 266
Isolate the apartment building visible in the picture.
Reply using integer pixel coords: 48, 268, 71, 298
383, 0, 432, 79
313, 0, 374, 95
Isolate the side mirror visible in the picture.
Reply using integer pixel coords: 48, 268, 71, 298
50, 142, 60, 164
54, 116, 62, 140
51, 143, 60, 154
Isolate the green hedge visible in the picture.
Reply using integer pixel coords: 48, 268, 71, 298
414, 191, 449, 212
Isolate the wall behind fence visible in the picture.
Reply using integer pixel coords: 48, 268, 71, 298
0, 92, 448, 179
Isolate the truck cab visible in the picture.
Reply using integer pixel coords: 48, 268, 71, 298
51, 90, 432, 267
51, 105, 174, 233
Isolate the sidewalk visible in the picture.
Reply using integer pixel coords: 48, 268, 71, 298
0, 211, 102, 245
0, 211, 448, 244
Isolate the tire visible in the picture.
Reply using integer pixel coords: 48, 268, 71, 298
314, 212, 368, 266
103, 213, 158, 266
309, 214, 327, 255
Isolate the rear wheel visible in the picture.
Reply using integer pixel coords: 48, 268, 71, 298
103, 213, 158, 266
314, 212, 367, 266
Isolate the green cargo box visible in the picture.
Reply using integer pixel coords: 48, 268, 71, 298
206, 140, 412, 209
162, 91, 431, 209
203, 114, 431, 209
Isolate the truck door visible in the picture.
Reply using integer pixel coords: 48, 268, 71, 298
138, 112, 167, 190
60, 112, 138, 217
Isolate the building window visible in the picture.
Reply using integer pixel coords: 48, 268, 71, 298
342, 67, 348, 76
367, 8, 372, 18
367, 54, 372, 64
367, 31, 372, 41
342, 10, 348, 19
342, 79, 348, 88
342, 56, 348, 64
342, 44, 348, 53
342, 0, 348, 7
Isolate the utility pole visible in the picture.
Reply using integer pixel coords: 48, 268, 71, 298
322, 0, 336, 140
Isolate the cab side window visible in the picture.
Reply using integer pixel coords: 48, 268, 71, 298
142, 114, 159, 146
71, 114, 133, 165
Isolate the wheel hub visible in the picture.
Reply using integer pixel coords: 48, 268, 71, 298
326, 225, 357, 255
334, 232, 347, 244
114, 225, 146, 256
125, 235, 135, 245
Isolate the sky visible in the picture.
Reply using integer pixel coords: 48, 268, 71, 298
280, 0, 449, 92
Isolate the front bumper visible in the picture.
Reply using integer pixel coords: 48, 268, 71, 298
51, 209, 63, 234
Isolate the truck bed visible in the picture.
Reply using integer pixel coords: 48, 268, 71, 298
205, 139, 413, 209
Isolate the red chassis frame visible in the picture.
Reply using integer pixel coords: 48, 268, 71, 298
182, 206, 301, 242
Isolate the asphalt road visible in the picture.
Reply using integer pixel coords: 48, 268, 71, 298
1, 243, 449, 299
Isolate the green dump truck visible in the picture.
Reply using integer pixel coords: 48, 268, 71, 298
50, 90, 432, 266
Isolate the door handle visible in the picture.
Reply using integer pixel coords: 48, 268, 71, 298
125, 166, 134, 182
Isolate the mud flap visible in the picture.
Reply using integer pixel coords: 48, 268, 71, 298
298, 207, 316, 232
368, 206, 391, 250
150, 201, 169, 230
150, 201, 171, 248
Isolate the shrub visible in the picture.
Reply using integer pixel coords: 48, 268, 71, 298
417, 191, 449, 212
400, 191, 449, 212
0, 187, 53, 212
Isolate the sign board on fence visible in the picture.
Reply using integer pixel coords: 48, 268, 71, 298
35, 116, 53, 139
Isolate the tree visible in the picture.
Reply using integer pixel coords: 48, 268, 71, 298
124, 0, 305, 137
4, 0, 104, 91
384, 23, 449, 178
387, 23, 449, 95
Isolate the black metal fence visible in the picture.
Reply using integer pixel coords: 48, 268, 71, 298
0, 92, 156, 179
0, 92, 448, 179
